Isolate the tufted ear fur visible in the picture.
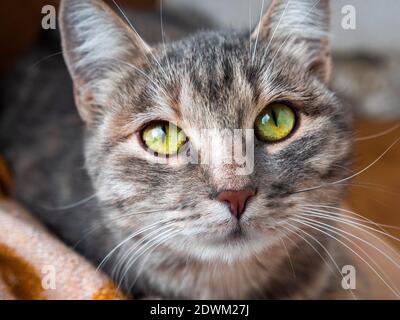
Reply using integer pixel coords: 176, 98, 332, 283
59, 0, 150, 124
252, 0, 331, 82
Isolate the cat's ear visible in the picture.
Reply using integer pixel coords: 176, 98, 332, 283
59, 0, 150, 124
252, 0, 331, 82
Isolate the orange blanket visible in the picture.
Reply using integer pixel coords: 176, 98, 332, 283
0, 158, 125, 300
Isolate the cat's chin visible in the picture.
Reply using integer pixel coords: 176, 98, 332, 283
183, 227, 280, 263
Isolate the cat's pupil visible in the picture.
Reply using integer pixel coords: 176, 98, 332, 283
160, 125, 167, 142
271, 109, 279, 127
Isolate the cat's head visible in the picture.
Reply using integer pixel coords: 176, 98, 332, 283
60, 0, 351, 262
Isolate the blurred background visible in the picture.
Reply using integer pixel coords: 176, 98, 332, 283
0, 1, 399, 246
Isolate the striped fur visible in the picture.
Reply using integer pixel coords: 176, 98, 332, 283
57, 0, 353, 298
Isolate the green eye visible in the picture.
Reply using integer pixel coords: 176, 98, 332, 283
142, 121, 187, 155
255, 103, 296, 142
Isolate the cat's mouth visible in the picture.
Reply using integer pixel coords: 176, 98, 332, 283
229, 224, 244, 238
202, 223, 245, 245
220, 224, 247, 243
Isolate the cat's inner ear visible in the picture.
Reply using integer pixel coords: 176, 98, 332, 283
252, 0, 331, 82
59, 0, 150, 123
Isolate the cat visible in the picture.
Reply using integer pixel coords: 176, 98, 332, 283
1, 0, 399, 299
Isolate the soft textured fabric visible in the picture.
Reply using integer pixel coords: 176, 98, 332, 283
0, 199, 126, 300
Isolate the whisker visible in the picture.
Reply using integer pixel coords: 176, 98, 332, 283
276, 229, 296, 278
281, 222, 357, 298
354, 123, 400, 142
29, 51, 63, 70
295, 215, 400, 296
275, 225, 301, 249
73, 222, 102, 249
303, 205, 400, 262
111, 224, 173, 283
107, 58, 166, 96
341, 182, 400, 196
298, 208, 400, 265
290, 217, 400, 297
307, 208, 400, 241
294, 136, 400, 194
331, 163, 352, 173
38, 194, 97, 211
264, 0, 322, 76
248, 0, 252, 59
251, 0, 265, 64
260, 0, 292, 63
96, 218, 171, 272
127, 230, 180, 291
298, 212, 400, 271
271, 216, 299, 277
301, 205, 400, 230
111, 0, 169, 79
116, 228, 179, 290
73, 208, 171, 249
160, 0, 173, 76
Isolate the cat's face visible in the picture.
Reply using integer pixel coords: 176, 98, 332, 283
60, 0, 351, 263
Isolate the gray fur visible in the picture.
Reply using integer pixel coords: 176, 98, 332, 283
1, 0, 355, 299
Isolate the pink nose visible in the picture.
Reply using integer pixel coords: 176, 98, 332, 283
215, 188, 256, 219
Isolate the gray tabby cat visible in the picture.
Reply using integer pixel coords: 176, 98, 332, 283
2, 0, 399, 299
